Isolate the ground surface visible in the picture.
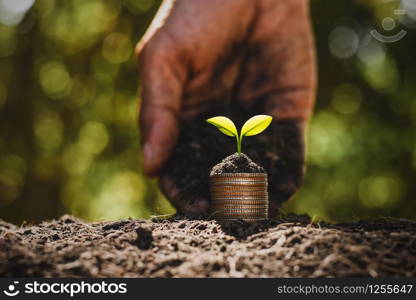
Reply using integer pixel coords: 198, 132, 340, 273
0, 215, 415, 277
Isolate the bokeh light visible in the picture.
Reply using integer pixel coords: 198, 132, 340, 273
0, 0, 34, 26
329, 26, 360, 59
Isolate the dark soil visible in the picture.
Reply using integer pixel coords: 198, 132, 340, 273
1, 215, 416, 277
210, 153, 265, 176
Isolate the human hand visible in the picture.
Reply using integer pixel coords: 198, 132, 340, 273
136, 0, 316, 217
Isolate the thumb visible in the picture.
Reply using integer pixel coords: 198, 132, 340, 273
138, 43, 185, 176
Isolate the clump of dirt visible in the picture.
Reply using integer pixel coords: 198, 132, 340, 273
1, 214, 416, 277
210, 153, 265, 176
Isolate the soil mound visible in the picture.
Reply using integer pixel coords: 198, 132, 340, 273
210, 153, 265, 176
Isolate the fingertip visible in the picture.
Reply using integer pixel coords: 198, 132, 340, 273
141, 112, 179, 176
142, 142, 155, 177
142, 141, 167, 177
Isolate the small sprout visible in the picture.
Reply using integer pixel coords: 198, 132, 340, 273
206, 115, 273, 154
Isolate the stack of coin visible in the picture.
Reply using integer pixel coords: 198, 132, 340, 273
210, 173, 268, 222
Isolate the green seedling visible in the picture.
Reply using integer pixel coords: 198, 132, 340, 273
206, 115, 273, 154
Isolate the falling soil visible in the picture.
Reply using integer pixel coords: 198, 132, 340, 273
1, 215, 416, 277
210, 153, 265, 176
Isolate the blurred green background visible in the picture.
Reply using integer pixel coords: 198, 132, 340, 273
1, 0, 416, 224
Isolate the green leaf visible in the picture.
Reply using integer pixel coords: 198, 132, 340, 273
206, 116, 238, 137
240, 115, 273, 137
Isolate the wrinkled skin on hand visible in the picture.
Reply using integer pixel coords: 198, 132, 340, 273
136, 0, 316, 217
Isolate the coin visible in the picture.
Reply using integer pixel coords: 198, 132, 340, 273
214, 213, 268, 219
210, 172, 269, 221
215, 218, 267, 223
211, 173, 267, 177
